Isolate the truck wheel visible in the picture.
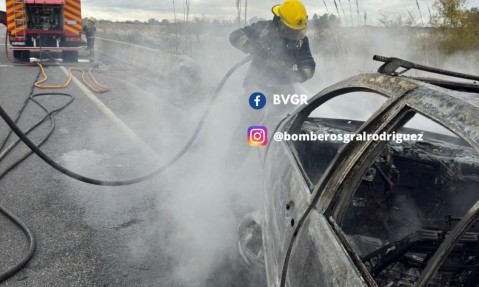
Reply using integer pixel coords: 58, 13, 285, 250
62, 51, 78, 62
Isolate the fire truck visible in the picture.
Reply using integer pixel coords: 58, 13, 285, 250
2, 0, 83, 62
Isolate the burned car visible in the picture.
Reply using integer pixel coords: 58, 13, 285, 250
239, 56, 479, 287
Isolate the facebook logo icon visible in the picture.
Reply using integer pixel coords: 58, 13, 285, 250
249, 92, 266, 110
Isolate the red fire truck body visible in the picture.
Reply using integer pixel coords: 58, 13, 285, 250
3, 0, 83, 61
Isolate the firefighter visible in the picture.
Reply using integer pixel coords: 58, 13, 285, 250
229, 0, 316, 165
230, 0, 315, 92
83, 17, 97, 57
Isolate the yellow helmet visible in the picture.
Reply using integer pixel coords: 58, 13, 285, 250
88, 17, 95, 23
272, 0, 308, 30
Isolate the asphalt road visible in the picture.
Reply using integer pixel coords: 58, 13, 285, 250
0, 27, 265, 287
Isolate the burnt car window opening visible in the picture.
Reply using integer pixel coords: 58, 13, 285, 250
339, 112, 479, 287
291, 92, 387, 190
404, 113, 458, 138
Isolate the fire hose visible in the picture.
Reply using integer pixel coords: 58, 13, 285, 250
4, 30, 110, 93
0, 67, 74, 283
0, 205, 35, 283
35, 63, 110, 93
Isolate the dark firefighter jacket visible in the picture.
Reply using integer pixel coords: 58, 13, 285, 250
229, 20, 316, 92
83, 22, 96, 38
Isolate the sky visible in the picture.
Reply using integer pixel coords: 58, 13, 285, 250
1, 0, 479, 24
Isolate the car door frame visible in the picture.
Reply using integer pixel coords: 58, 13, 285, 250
267, 73, 421, 287
276, 81, 479, 287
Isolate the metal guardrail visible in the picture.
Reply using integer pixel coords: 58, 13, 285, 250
94, 37, 198, 80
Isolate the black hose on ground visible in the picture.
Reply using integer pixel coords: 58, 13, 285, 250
0, 70, 41, 284
0, 38, 94, 282
0, 93, 74, 180
0, 55, 252, 186
0, 91, 73, 283
0, 204, 36, 283
0, 69, 42, 152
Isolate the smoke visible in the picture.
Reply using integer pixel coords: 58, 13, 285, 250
58, 24, 264, 286
148, 87, 264, 286
147, 61, 265, 286
304, 25, 479, 82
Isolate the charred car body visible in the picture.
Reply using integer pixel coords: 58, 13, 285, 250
240, 56, 479, 287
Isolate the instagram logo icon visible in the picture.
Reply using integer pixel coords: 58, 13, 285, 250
248, 126, 268, 146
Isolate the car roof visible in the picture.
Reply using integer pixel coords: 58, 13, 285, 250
291, 72, 479, 150
402, 77, 479, 149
